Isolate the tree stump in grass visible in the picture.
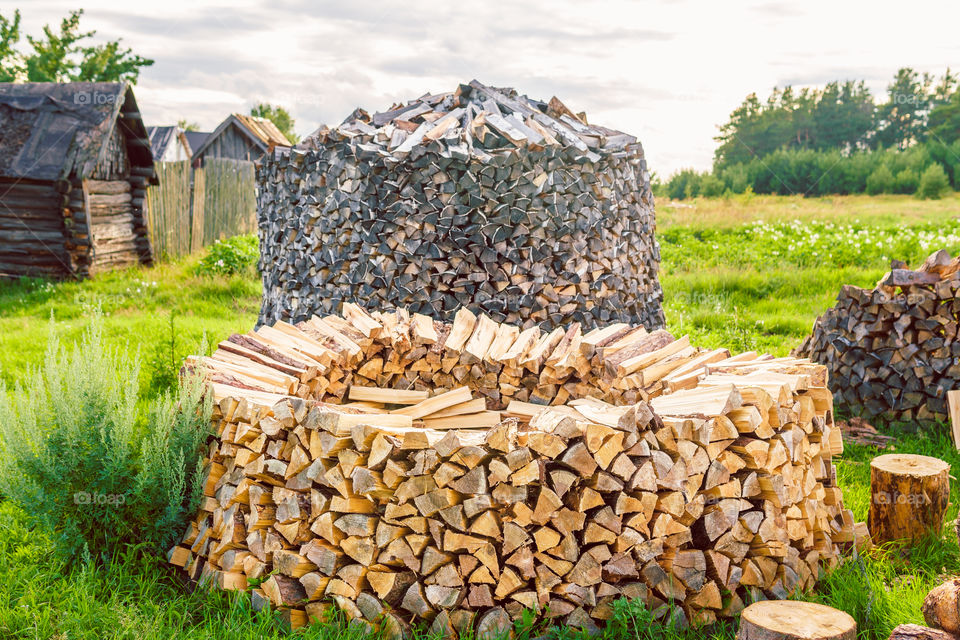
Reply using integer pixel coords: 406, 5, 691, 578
737, 601, 856, 640
888, 624, 959, 640
923, 579, 960, 635
867, 453, 950, 544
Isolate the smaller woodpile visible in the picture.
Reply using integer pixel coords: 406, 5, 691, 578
257, 80, 663, 331
795, 250, 960, 424
168, 305, 865, 634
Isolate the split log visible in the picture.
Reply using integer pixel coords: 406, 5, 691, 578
868, 454, 950, 543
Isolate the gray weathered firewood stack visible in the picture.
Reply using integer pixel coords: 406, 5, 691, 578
794, 250, 960, 425
256, 80, 664, 331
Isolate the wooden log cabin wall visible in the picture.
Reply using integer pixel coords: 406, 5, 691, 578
0, 82, 155, 279
257, 81, 664, 332
795, 250, 960, 425
169, 303, 867, 634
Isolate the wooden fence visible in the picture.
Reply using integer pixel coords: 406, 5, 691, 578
144, 160, 192, 259
144, 158, 257, 260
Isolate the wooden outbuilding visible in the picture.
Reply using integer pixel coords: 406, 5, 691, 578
147, 125, 193, 162
0, 82, 155, 278
190, 113, 290, 167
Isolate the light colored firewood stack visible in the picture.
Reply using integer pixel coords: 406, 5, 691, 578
257, 80, 664, 332
169, 304, 865, 634
796, 250, 960, 425
191, 302, 740, 410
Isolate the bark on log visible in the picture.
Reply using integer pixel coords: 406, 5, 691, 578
868, 453, 950, 544
924, 579, 960, 634
889, 624, 960, 640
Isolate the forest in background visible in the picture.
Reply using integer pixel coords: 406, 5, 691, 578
659, 67, 960, 199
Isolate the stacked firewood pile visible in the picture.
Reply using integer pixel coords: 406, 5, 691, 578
256, 80, 663, 331
795, 251, 960, 424
169, 304, 864, 635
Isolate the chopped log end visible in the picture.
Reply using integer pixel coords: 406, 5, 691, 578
738, 601, 856, 640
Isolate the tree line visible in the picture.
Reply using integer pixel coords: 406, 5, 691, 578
660, 68, 960, 199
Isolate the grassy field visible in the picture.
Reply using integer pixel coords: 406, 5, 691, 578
1, 193, 959, 639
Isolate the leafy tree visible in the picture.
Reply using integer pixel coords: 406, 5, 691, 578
0, 9, 22, 81
928, 91, 960, 145
894, 169, 920, 194
177, 118, 200, 132
865, 164, 894, 195
250, 102, 299, 144
0, 8, 152, 83
715, 82, 875, 167
918, 164, 951, 199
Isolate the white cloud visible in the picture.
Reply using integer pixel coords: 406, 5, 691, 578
15, 0, 960, 173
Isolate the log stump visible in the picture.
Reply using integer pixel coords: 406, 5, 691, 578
923, 579, 960, 634
889, 624, 958, 640
737, 601, 856, 640
868, 453, 950, 544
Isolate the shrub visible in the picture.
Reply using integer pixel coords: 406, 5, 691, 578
665, 169, 703, 200
195, 235, 259, 276
699, 173, 726, 198
865, 164, 895, 195
894, 169, 920, 194
0, 315, 212, 564
918, 163, 951, 199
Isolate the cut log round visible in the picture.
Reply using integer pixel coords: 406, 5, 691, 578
868, 454, 950, 544
476, 607, 513, 640
889, 624, 959, 640
737, 601, 856, 640
923, 579, 960, 634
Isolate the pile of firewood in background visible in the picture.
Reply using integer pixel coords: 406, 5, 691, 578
169, 303, 865, 635
796, 250, 960, 425
256, 80, 663, 332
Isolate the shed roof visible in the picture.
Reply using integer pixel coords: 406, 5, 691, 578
0, 82, 154, 182
184, 130, 211, 153
191, 113, 290, 160
147, 125, 180, 159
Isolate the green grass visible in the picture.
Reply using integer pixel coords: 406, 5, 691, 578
1, 193, 960, 638
0, 255, 260, 394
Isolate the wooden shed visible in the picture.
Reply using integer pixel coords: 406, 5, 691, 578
0, 82, 155, 278
147, 125, 192, 162
191, 113, 290, 167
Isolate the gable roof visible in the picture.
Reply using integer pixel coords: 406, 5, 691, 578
191, 113, 290, 160
184, 130, 211, 153
0, 82, 154, 182
147, 125, 190, 160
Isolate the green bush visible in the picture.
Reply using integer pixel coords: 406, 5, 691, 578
699, 173, 726, 198
0, 315, 212, 565
865, 164, 895, 195
918, 163, 951, 199
894, 169, 920, 194
195, 235, 259, 276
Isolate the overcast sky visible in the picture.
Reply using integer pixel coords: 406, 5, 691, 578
13, 1, 960, 174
